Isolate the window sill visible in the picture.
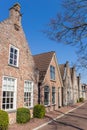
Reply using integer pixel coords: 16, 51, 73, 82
5, 109, 17, 113
50, 79, 56, 82
52, 103, 56, 106
44, 104, 50, 107
8, 64, 19, 69
29, 107, 33, 109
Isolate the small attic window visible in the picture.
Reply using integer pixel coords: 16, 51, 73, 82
14, 24, 20, 31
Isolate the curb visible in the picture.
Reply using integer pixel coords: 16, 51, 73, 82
33, 102, 86, 130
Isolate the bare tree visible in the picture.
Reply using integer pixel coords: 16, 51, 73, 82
45, 0, 87, 68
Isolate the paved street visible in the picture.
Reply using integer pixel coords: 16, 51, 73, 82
38, 102, 87, 130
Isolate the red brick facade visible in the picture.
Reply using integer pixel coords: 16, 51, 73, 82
33, 52, 63, 112
0, 3, 38, 124
59, 62, 73, 106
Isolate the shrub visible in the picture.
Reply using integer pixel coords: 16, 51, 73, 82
79, 97, 84, 102
0, 110, 9, 130
77, 99, 79, 103
16, 107, 30, 123
33, 104, 45, 118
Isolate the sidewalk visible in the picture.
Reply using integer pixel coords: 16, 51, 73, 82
8, 101, 86, 130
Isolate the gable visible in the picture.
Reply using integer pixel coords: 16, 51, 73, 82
0, 5, 35, 80
33, 51, 54, 82
44, 53, 63, 87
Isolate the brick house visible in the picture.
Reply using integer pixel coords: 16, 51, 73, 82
33, 51, 63, 112
0, 3, 38, 124
59, 61, 73, 106
70, 67, 79, 103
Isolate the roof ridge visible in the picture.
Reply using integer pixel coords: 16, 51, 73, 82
33, 51, 55, 56
59, 64, 65, 66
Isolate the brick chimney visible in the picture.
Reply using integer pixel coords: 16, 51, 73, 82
9, 3, 22, 27
66, 61, 69, 67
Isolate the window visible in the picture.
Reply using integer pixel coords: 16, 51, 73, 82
52, 87, 55, 104
24, 81, 33, 108
44, 86, 50, 105
2, 76, 16, 110
50, 65, 55, 80
9, 45, 19, 67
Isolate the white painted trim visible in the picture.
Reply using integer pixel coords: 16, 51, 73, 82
24, 80, 34, 108
1, 76, 17, 111
8, 44, 19, 67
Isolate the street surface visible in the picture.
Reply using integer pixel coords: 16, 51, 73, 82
39, 102, 87, 130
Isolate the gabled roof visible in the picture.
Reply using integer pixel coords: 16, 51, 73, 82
33, 51, 55, 82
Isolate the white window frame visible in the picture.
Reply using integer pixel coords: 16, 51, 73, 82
50, 65, 55, 80
1, 76, 17, 111
44, 86, 50, 106
8, 44, 19, 67
24, 80, 33, 108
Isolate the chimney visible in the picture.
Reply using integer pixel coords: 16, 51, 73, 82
9, 3, 22, 27
66, 61, 69, 67
73, 65, 75, 70
72, 66, 76, 74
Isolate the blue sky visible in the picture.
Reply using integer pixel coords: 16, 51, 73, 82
0, 0, 86, 83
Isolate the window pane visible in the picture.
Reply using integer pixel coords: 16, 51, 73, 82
52, 93, 55, 104
14, 49, 17, 55
11, 92, 13, 97
50, 66, 55, 80
7, 92, 10, 97
7, 98, 9, 103
10, 104, 13, 108
14, 60, 17, 65
9, 46, 18, 67
11, 98, 13, 103
10, 53, 13, 58
14, 54, 17, 60
3, 92, 6, 97
3, 98, 5, 103
2, 104, 5, 109
6, 104, 9, 109
44, 86, 49, 92
10, 59, 13, 64
10, 47, 13, 53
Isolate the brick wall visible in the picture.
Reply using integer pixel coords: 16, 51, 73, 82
40, 53, 62, 111
0, 3, 38, 124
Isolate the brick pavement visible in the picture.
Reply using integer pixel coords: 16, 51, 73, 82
8, 102, 85, 130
